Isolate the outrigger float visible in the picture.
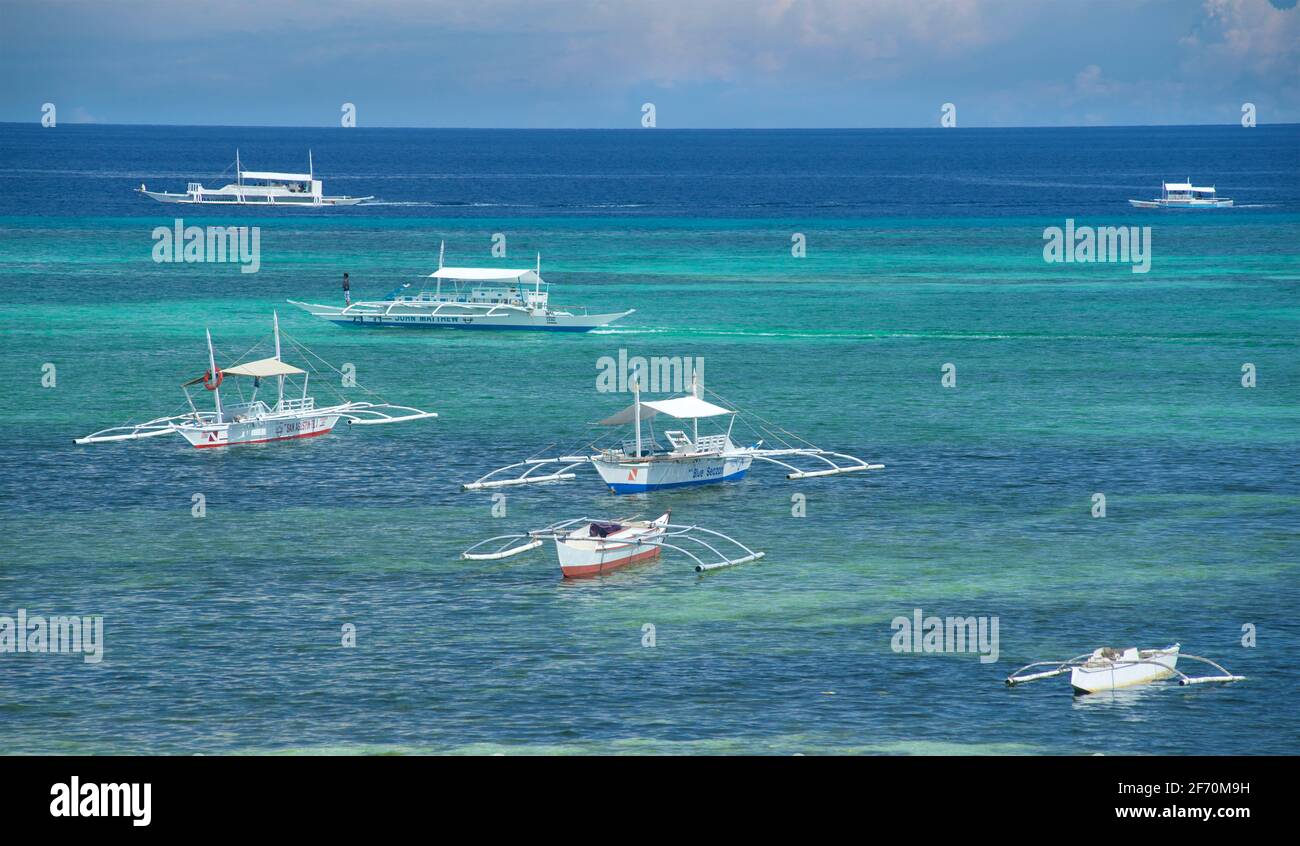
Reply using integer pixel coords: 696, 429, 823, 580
1005, 644, 1244, 695
290, 243, 633, 332
74, 313, 436, 449
463, 373, 882, 494
462, 511, 764, 578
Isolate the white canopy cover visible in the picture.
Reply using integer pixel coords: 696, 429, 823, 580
598, 395, 732, 425
222, 358, 306, 378
644, 396, 732, 419
240, 171, 313, 182
184, 357, 308, 386
429, 267, 542, 284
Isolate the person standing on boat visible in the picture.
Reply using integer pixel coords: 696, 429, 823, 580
342, 272, 351, 306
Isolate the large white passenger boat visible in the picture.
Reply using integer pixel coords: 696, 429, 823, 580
138, 150, 371, 206
290, 245, 633, 332
1129, 180, 1232, 208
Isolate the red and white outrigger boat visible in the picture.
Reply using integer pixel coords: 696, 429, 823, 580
462, 511, 764, 579
75, 313, 436, 449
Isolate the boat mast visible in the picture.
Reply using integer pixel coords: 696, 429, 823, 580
206, 329, 223, 419
633, 376, 643, 458
273, 311, 284, 411
436, 240, 444, 298
236, 149, 241, 187
535, 253, 542, 299
691, 367, 701, 442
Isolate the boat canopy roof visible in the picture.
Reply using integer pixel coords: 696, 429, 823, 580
646, 396, 732, 419
1164, 182, 1214, 192
598, 395, 732, 425
240, 170, 313, 182
184, 357, 305, 385
429, 267, 542, 284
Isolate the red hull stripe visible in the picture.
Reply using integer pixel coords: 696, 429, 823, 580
191, 427, 334, 449
561, 546, 661, 579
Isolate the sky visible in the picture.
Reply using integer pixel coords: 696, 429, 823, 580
2, 0, 1298, 128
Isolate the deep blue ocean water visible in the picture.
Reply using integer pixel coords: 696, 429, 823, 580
0, 123, 1297, 754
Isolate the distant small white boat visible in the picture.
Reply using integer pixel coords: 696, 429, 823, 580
138, 149, 371, 207
1005, 643, 1244, 695
462, 511, 765, 578
1129, 179, 1232, 208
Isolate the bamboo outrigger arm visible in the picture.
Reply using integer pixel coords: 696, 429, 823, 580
461, 537, 544, 560
461, 456, 593, 490
1169, 654, 1246, 686
74, 414, 197, 444
340, 403, 439, 426
1005, 653, 1096, 686
747, 448, 884, 480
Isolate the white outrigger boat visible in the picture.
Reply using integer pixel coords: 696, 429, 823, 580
1129, 180, 1232, 208
1005, 644, 1244, 695
464, 373, 882, 494
138, 150, 371, 206
75, 313, 435, 449
289, 243, 632, 332
462, 511, 764, 578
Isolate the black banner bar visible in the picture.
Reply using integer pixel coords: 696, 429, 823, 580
2, 755, 1279, 833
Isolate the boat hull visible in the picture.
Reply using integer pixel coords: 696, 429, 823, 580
290, 301, 632, 332
554, 515, 668, 577
1128, 199, 1232, 208
139, 190, 369, 206
1070, 646, 1179, 694
175, 414, 341, 448
555, 540, 661, 578
593, 453, 753, 494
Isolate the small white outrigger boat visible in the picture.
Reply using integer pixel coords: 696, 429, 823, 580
290, 243, 632, 332
138, 149, 371, 207
75, 313, 435, 449
462, 511, 764, 578
463, 372, 882, 494
1005, 644, 1244, 695
1129, 180, 1232, 208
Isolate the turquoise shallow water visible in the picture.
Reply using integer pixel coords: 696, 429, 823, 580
0, 125, 1298, 754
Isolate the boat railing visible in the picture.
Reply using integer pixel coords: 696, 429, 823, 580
221, 400, 272, 421
692, 434, 729, 454
616, 439, 665, 458
399, 291, 528, 306
278, 396, 316, 413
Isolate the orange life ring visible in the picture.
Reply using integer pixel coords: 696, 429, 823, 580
203, 369, 223, 390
